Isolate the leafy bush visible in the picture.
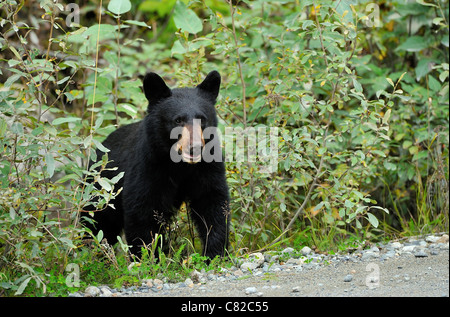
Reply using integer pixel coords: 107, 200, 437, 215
0, 0, 448, 295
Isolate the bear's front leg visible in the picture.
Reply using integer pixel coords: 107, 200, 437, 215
190, 197, 230, 259
124, 208, 167, 259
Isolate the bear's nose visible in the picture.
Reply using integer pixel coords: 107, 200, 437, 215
189, 140, 203, 155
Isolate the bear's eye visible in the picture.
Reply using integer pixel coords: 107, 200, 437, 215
174, 118, 183, 125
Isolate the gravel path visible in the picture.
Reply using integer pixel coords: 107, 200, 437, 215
73, 234, 449, 298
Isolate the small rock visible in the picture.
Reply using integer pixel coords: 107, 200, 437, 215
437, 234, 449, 244
153, 278, 163, 285
391, 242, 402, 249
281, 247, 295, 255
269, 255, 280, 263
241, 262, 258, 271
245, 287, 257, 295
292, 286, 301, 293
382, 250, 396, 260
402, 245, 416, 253
84, 286, 101, 297
425, 236, 440, 243
361, 251, 379, 261
286, 258, 303, 265
301, 246, 312, 256
153, 279, 164, 289
233, 269, 244, 277
344, 274, 353, 282
100, 287, 113, 297
184, 278, 194, 287
414, 250, 428, 258
144, 279, 153, 288
367, 275, 379, 285
240, 252, 264, 271
190, 270, 202, 283
369, 246, 380, 252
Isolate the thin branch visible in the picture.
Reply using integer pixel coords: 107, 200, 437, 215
228, 0, 247, 127
313, 1, 329, 68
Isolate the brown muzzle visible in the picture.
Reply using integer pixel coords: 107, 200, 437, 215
175, 122, 205, 164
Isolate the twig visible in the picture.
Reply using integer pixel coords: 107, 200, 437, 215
313, 1, 328, 68
228, 0, 247, 127
113, 15, 121, 126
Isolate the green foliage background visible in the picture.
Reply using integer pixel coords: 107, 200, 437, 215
0, 0, 448, 295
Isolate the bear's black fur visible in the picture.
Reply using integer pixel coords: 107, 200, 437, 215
84, 71, 230, 259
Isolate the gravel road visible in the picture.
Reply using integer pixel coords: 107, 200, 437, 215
153, 251, 449, 297
75, 234, 449, 298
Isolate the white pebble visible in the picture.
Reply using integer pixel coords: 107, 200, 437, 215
301, 246, 312, 256
84, 286, 101, 297
245, 287, 257, 295
402, 245, 416, 253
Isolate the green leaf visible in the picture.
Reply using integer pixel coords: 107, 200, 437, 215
52, 117, 81, 125
402, 140, 413, 149
108, 0, 132, 15
396, 36, 428, 52
409, 145, 419, 155
93, 138, 110, 153
171, 39, 187, 55
439, 70, 449, 83
123, 20, 151, 28
4, 74, 22, 87
415, 58, 435, 80
98, 178, 112, 191
57, 76, 70, 85
84, 24, 116, 42
386, 77, 395, 87
382, 109, 391, 125
415, 0, 437, 7
352, 78, 363, 93
9, 45, 23, 60
173, 0, 202, 34
110, 172, 124, 184
97, 230, 104, 243
372, 150, 386, 157
59, 237, 76, 248
45, 153, 55, 178
344, 200, 354, 208
370, 206, 390, 214
412, 150, 428, 161
383, 161, 397, 171
15, 277, 32, 296
366, 212, 379, 228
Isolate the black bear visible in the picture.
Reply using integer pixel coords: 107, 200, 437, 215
84, 71, 230, 259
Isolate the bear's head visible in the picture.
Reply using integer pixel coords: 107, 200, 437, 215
143, 71, 221, 164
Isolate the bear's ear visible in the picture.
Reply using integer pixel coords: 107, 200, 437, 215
197, 70, 221, 101
143, 72, 172, 104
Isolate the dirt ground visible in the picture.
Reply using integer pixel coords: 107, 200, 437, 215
131, 251, 449, 297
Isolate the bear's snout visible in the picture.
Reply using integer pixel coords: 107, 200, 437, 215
176, 122, 205, 164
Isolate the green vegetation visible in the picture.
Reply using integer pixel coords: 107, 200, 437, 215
0, 0, 448, 296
